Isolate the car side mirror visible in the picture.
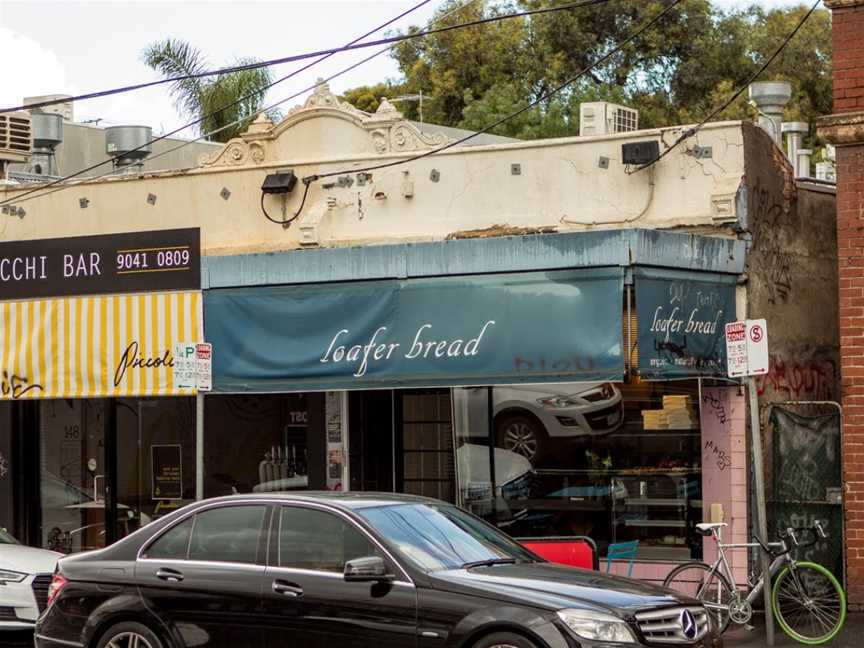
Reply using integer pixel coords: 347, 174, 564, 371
344, 556, 394, 582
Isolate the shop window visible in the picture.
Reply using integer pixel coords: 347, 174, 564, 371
187, 505, 267, 564
399, 390, 455, 502
453, 381, 703, 561
204, 395, 312, 496
278, 506, 380, 572
143, 517, 194, 560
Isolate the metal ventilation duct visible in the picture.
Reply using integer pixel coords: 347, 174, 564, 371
749, 81, 792, 145
106, 125, 152, 172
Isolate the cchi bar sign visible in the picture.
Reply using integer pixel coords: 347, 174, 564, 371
0, 228, 200, 300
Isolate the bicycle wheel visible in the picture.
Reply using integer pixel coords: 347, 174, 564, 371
772, 562, 846, 645
663, 561, 734, 633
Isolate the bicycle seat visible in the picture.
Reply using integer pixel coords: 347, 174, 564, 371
696, 522, 727, 536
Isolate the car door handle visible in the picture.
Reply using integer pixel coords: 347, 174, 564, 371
155, 568, 184, 582
272, 580, 303, 597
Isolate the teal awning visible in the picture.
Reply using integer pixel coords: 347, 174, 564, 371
205, 268, 625, 392
635, 267, 737, 379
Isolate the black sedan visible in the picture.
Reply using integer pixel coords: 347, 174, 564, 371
35, 493, 719, 648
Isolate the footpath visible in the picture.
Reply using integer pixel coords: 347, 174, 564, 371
722, 612, 863, 647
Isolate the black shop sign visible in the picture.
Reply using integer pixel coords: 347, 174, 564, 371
0, 228, 200, 300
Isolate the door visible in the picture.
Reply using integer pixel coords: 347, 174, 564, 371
262, 504, 417, 648
136, 504, 269, 648
769, 405, 844, 579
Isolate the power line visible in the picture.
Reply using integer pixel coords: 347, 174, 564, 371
627, 0, 821, 175
4, 0, 484, 208
305, 0, 685, 188
0, 0, 436, 208
1, 0, 613, 115
1, 0, 615, 209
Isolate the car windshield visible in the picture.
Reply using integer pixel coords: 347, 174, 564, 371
0, 529, 19, 545
356, 502, 537, 572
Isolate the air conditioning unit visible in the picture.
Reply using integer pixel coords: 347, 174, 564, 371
579, 102, 639, 137
0, 111, 32, 165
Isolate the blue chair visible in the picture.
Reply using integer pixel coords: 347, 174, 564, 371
606, 540, 639, 577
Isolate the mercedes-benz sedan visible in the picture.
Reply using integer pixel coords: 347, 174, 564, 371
35, 493, 719, 648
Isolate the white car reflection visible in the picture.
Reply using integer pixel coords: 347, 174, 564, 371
459, 382, 624, 464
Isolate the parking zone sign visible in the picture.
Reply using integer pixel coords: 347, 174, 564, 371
725, 319, 768, 378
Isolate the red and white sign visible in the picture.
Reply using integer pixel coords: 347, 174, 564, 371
725, 319, 768, 378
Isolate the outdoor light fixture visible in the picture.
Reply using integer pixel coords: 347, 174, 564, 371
261, 171, 297, 195
622, 141, 660, 166
260, 169, 315, 230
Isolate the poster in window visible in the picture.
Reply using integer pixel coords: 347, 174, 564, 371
151, 444, 183, 500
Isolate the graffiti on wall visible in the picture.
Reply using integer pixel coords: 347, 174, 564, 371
751, 184, 794, 304
756, 356, 836, 401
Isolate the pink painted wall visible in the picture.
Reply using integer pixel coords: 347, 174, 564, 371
700, 386, 748, 586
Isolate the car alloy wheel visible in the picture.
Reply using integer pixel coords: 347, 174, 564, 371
106, 632, 155, 648
502, 422, 538, 459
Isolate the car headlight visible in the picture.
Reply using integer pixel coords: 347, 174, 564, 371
557, 609, 636, 643
537, 395, 580, 408
0, 569, 27, 583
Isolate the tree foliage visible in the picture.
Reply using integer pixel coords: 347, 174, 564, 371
342, 1, 831, 145
142, 38, 279, 142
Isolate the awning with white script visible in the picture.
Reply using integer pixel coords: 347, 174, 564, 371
0, 291, 202, 399
634, 267, 737, 379
204, 268, 625, 392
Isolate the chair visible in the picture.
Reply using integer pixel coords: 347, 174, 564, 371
606, 540, 639, 577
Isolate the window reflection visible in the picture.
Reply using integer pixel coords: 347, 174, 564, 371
453, 381, 703, 561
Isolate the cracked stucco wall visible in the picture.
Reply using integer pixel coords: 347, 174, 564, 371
0, 116, 747, 256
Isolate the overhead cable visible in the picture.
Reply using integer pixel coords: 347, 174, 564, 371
304, 0, 685, 187
627, 0, 821, 175
1, 0, 613, 114
0, 0, 613, 208
0, 0, 436, 207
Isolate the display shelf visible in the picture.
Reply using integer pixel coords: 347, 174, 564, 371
534, 468, 701, 477
624, 498, 688, 507
620, 519, 688, 528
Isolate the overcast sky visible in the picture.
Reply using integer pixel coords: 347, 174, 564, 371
0, 0, 817, 138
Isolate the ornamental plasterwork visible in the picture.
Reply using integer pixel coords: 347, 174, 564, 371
200, 79, 453, 168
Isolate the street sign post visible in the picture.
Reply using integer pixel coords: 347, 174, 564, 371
725, 318, 774, 645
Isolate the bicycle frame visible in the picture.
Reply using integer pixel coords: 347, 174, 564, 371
698, 528, 791, 610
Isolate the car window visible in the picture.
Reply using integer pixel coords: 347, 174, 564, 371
143, 517, 194, 560
187, 505, 267, 564
357, 503, 537, 572
278, 506, 381, 572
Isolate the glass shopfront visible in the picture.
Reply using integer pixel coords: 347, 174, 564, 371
38, 397, 197, 554
453, 381, 704, 561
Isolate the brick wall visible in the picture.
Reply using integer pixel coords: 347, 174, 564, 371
832, 3, 864, 113
838, 144, 864, 605
822, 0, 864, 609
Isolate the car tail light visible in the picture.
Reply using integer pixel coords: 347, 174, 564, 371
46, 574, 68, 607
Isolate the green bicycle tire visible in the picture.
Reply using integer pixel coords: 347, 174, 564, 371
772, 561, 846, 645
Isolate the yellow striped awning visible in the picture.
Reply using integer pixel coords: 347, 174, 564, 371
0, 291, 202, 399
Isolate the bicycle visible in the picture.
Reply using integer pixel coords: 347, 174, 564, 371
662, 521, 846, 645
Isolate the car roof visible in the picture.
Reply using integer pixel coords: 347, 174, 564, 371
194, 491, 446, 511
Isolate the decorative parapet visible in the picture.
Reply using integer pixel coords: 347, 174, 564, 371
200, 80, 452, 168
817, 111, 864, 146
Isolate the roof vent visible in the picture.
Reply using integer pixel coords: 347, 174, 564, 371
106, 125, 152, 173
25, 112, 63, 177
579, 102, 639, 137
0, 111, 32, 179
749, 81, 791, 145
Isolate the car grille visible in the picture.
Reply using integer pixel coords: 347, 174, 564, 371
0, 606, 18, 621
32, 574, 52, 612
584, 403, 622, 430
635, 606, 709, 644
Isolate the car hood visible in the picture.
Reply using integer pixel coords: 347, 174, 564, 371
0, 544, 62, 574
431, 562, 694, 615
